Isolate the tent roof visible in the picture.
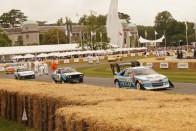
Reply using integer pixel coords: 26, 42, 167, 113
0, 43, 81, 55
138, 35, 165, 43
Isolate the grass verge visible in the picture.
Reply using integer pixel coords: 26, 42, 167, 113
0, 118, 37, 131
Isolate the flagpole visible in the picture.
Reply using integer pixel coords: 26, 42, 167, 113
164, 30, 166, 50
185, 21, 188, 51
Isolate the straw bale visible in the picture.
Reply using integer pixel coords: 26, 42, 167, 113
56, 95, 196, 131
1, 79, 196, 131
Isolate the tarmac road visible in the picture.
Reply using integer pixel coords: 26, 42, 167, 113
1, 73, 196, 95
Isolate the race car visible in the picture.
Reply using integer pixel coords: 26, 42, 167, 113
51, 67, 84, 83
108, 55, 123, 62
5, 63, 20, 74
14, 68, 35, 79
111, 62, 174, 90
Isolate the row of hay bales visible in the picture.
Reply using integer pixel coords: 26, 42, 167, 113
0, 79, 196, 131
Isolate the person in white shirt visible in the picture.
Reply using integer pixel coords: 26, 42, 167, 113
43, 62, 48, 75
95, 56, 100, 64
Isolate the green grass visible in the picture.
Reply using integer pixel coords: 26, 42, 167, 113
0, 118, 37, 131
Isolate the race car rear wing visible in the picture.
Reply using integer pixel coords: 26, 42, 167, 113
110, 61, 140, 75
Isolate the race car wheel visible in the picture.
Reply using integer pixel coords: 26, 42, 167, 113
115, 80, 120, 88
136, 82, 145, 90
136, 82, 142, 90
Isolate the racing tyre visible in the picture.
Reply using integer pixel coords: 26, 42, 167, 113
115, 80, 120, 88
136, 82, 145, 90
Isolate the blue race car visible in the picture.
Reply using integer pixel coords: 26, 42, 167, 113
111, 62, 174, 90
51, 67, 84, 83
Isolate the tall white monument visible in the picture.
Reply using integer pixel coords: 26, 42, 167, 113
106, 0, 124, 48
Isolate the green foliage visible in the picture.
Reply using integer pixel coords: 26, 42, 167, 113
0, 29, 12, 47
78, 14, 109, 50
40, 29, 66, 45
149, 11, 196, 46
16, 35, 23, 46
0, 9, 27, 28
0, 118, 37, 131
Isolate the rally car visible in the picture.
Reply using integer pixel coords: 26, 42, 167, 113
111, 62, 174, 90
14, 68, 35, 79
51, 67, 84, 83
108, 55, 123, 62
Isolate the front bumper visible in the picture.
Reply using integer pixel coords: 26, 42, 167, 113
142, 81, 171, 90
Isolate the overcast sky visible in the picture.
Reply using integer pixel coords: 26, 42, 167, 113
1, 0, 196, 26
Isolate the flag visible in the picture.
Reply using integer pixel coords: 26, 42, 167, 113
129, 32, 132, 36
155, 31, 158, 35
145, 30, 148, 38
100, 32, 102, 38
91, 31, 95, 36
185, 21, 188, 30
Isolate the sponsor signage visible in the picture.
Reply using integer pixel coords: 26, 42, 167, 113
178, 63, 188, 68
146, 52, 150, 56
160, 63, 168, 68
83, 58, 88, 62
0, 67, 5, 72
74, 59, 79, 63
146, 62, 153, 67
138, 53, 142, 56
64, 59, 70, 63
130, 54, 135, 57
100, 56, 105, 60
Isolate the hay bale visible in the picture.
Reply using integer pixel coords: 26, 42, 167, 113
56, 93, 196, 131
1, 79, 196, 131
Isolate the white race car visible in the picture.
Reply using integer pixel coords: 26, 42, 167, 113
14, 68, 35, 79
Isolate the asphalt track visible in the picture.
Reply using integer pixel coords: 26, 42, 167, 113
0, 72, 196, 95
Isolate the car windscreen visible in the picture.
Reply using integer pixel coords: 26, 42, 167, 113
61, 68, 76, 73
133, 67, 157, 76
18, 68, 29, 72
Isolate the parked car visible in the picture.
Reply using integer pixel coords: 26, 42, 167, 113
14, 68, 35, 79
51, 67, 84, 83
5, 63, 20, 74
111, 62, 174, 90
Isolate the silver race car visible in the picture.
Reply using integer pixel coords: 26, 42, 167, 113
111, 62, 174, 90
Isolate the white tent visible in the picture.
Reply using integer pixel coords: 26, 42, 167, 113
36, 53, 48, 58
24, 54, 35, 58
138, 35, 165, 46
12, 55, 24, 59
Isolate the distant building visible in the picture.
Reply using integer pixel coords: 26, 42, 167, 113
2, 20, 138, 47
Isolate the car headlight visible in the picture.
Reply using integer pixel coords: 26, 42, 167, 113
163, 78, 168, 82
139, 80, 150, 84
80, 74, 84, 77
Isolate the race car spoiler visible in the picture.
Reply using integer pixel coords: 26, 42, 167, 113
110, 61, 140, 75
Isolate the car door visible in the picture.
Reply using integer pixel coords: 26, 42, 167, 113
124, 69, 135, 88
54, 69, 61, 81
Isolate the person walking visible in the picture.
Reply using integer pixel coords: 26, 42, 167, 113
96, 56, 100, 64
51, 60, 57, 72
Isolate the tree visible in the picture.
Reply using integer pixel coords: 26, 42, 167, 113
0, 29, 12, 47
78, 14, 109, 50
154, 11, 174, 32
40, 29, 66, 45
118, 12, 131, 23
0, 9, 27, 28
57, 18, 63, 26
